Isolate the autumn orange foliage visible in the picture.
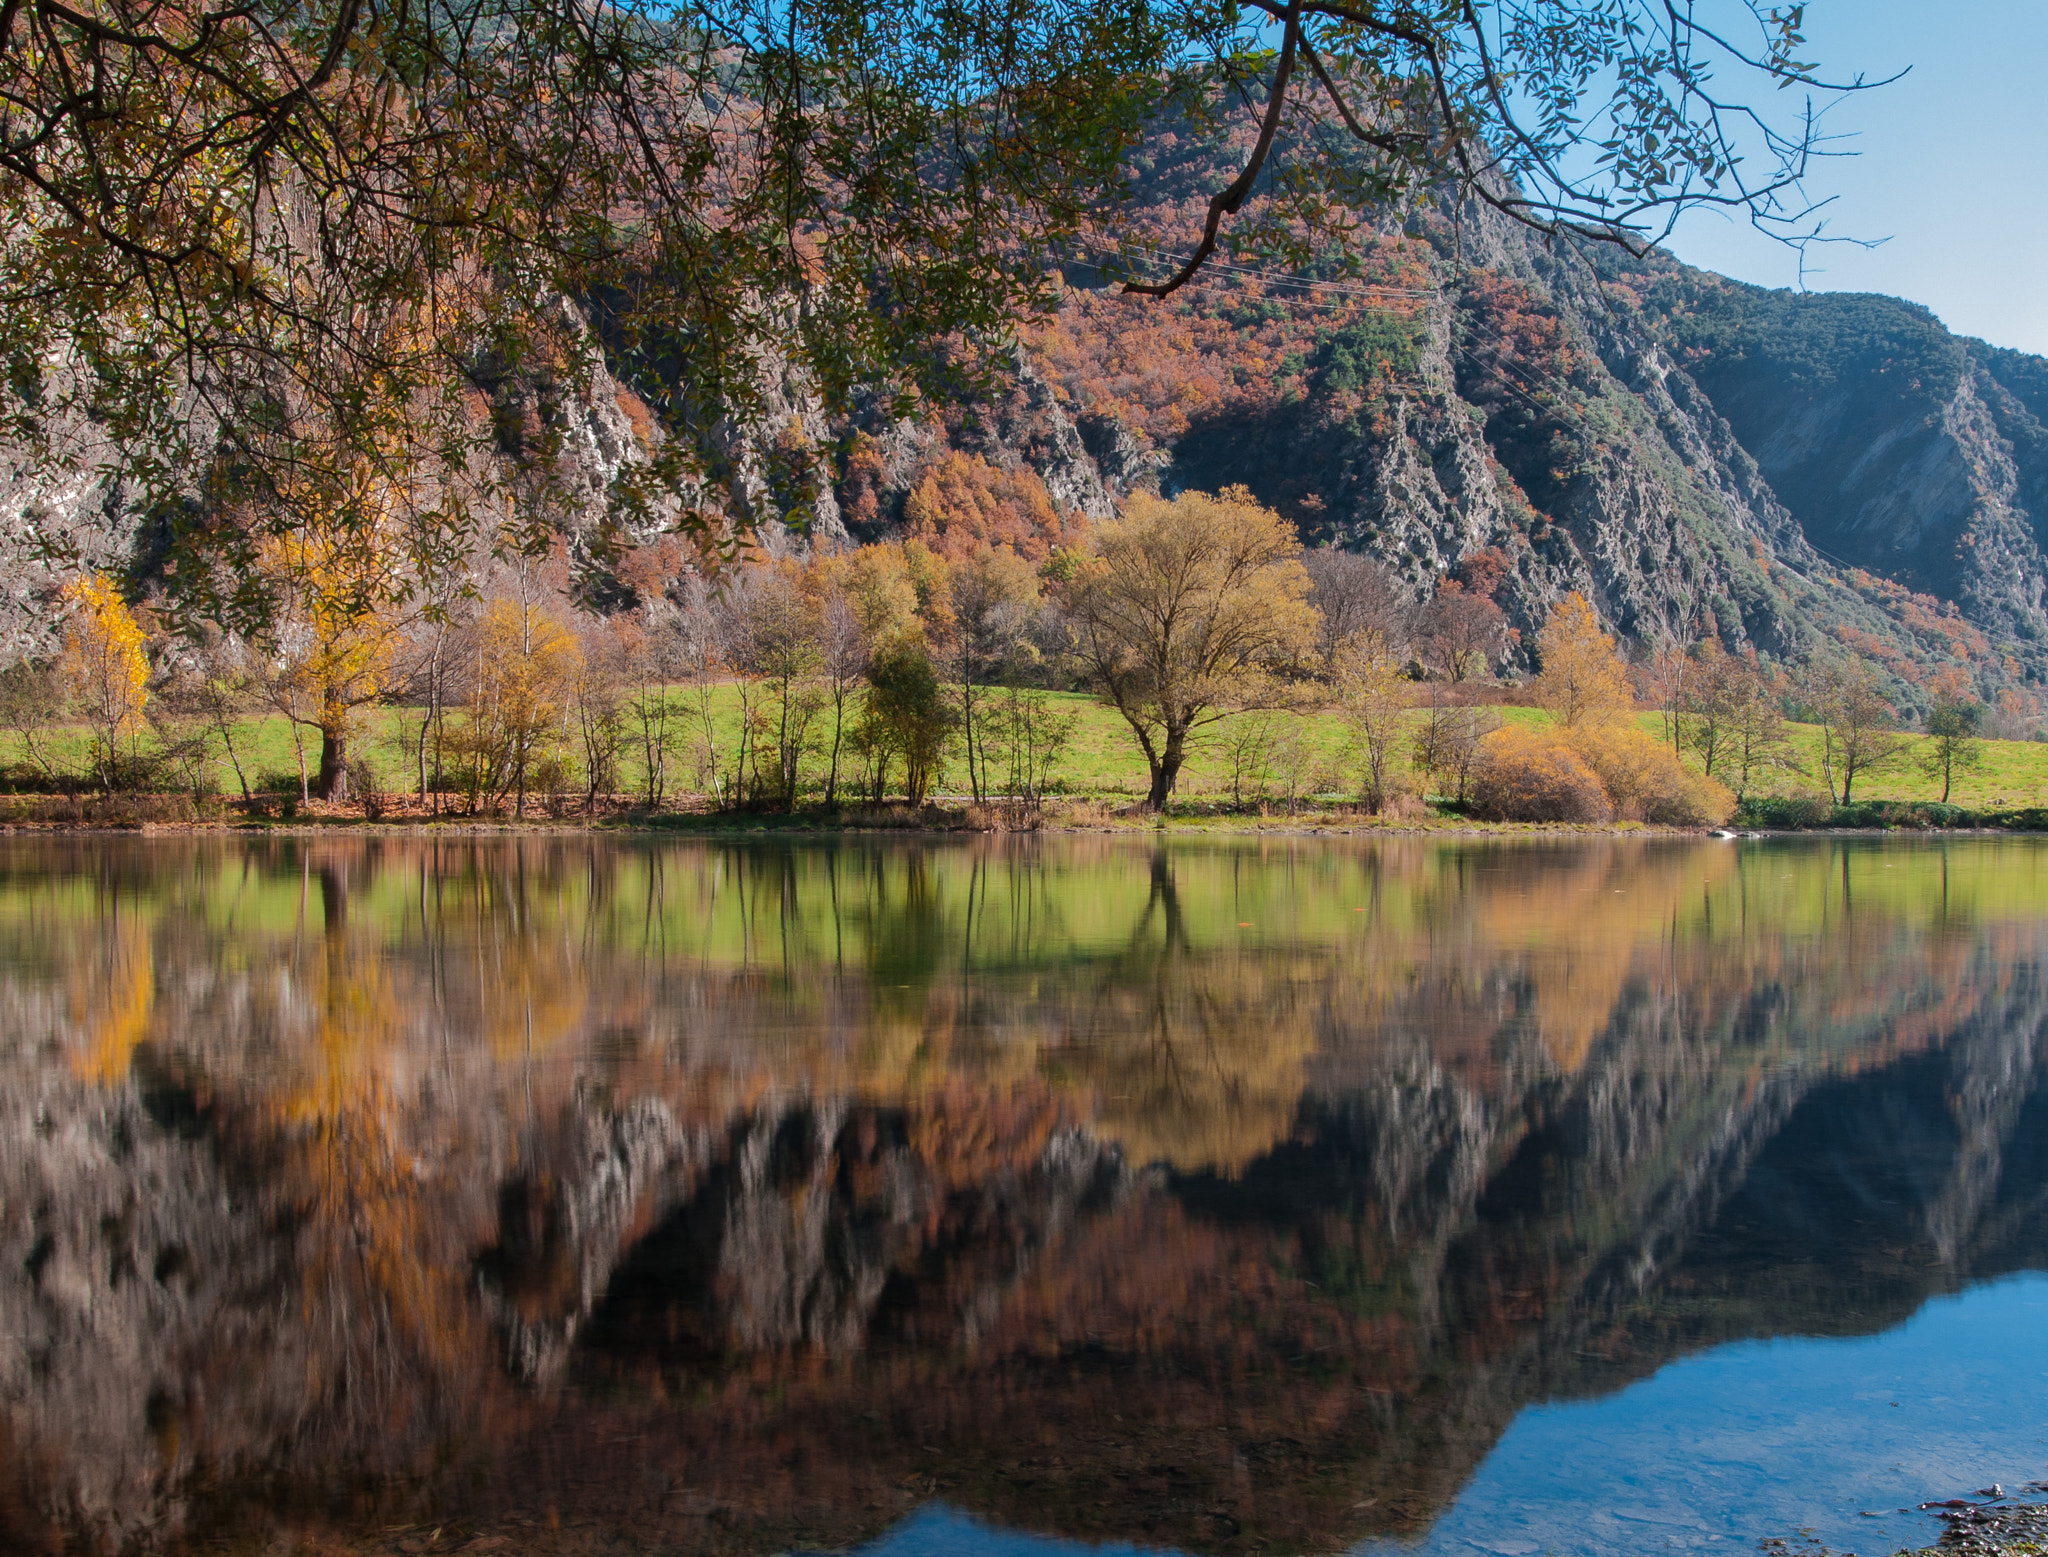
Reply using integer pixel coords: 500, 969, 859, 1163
1468, 726, 1613, 823
1569, 723, 1735, 824
1025, 232, 1433, 445
1469, 722, 1734, 825
901, 452, 1079, 560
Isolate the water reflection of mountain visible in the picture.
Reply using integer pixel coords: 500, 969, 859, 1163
2, 836, 2046, 1555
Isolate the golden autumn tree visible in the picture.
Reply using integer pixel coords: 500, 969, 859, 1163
832, 544, 925, 648
257, 492, 412, 800
57, 574, 150, 789
1531, 593, 1633, 730
459, 586, 583, 816
1062, 487, 1319, 809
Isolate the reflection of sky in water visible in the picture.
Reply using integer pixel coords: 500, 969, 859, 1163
13, 836, 2048, 1555
850, 1506, 1160, 1555
852, 1275, 2048, 1557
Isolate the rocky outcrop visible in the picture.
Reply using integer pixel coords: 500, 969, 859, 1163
7, 196, 2047, 700
0, 349, 173, 658
1642, 272, 2048, 680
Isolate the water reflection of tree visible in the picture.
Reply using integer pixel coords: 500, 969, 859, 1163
1035, 847, 1318, 1175
9, 836, 2048, 1555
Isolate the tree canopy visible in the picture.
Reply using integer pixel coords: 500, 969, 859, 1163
1061, 485, 1317, 808
0, 0, 1868, 607
1531, 592, 1632, 729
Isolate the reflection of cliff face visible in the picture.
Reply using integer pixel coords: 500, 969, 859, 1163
4, 837, 2048, 1555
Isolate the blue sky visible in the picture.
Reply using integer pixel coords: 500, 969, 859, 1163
1661, 0, 2048, 353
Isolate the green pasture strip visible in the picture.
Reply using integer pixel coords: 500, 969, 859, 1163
4, 688, 2048, 811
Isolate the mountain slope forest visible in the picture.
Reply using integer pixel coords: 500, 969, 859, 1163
5, 120, 2045, 734
852, 175, 2048, 720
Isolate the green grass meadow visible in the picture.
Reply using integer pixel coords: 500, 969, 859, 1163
7, 686, 2048, 813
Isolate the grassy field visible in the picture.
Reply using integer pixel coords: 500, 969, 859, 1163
7, 686, 2048, 811
1493, 707, 2048, 811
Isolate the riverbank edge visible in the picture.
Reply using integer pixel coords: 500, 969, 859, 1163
0, 816, 2041, 841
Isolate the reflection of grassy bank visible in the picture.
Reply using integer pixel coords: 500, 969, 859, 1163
13, 832, 2048, 1087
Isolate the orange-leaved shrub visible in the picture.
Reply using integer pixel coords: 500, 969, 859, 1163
1569, 724, 1735, 825
1467, 727, 1613, 822
1469, 723, 1736, 825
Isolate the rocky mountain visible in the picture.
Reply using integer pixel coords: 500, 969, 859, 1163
1642, 273, 2048, 651
817, 161, 2048, 713
5, 151, 2045, 722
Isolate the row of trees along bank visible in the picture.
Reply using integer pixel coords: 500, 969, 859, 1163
0, 487, 2004, 825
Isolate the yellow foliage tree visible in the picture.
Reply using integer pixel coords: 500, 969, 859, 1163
1063, 487, 1320, 809
1532, 592, 1633, 729
259, 513, 409, 801
458, 592, 583, 816
828, 542, 933, 650
58, 574, 150, 788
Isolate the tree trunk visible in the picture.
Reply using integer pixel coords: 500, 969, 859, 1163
218, 718, 252, 802
315, 720, 349, 800
962, 677, 979, 802
825, 693, 844, 808
1145, 732, 1186, 810
775, 675, 793, 811
418, 632, 444, 813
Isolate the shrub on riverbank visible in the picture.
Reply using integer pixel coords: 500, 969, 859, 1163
0, 793, 202, 825
1468, 725, 1735, 825
1468, 728, 1614, 822
1733, 796, 2029, 830
1572, 725, 1735, 825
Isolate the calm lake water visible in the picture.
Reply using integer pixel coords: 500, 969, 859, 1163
3, 833, 2047, 1556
